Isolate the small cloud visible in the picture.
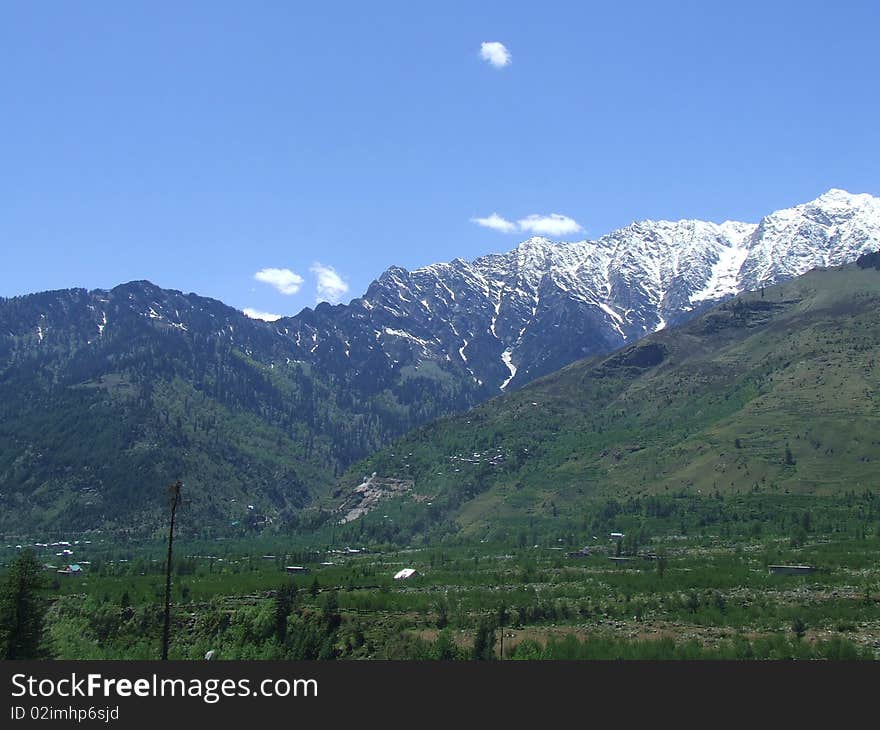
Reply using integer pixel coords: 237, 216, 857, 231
480, 41, 511, 69
254, 267, 304, 295
471, 212, 517, 233
473, 211, 585, 237
517, 213, 583, 237
243, 308, 282, 322
311, 263, 349, 304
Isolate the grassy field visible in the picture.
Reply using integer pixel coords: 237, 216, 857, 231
9, 492, 877, 660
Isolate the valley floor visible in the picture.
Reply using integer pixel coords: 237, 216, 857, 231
35, 527, 880, 661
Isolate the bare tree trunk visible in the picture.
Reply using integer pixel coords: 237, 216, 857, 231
161, 481, 183, 661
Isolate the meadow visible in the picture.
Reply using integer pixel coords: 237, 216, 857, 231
8, 492, 877, 660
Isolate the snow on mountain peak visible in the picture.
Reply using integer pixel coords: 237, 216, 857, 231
317, 189, 880, 392
812, 188, 875, 208
15, 190, 878, 398
516, 236, 555, 249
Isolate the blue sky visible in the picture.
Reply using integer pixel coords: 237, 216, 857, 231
2, 1, 878, 318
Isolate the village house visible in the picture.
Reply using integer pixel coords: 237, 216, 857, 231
768, 564, 816, 576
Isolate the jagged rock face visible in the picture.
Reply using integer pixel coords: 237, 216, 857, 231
737, 189, 880, 291
276, 188, 879, 391
3, 190, 879, 398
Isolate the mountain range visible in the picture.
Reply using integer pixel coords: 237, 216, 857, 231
333, 262, 880, 543
1, 189, 878, 535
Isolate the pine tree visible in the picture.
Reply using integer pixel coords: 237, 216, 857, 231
274, 582, 299, 644
434, 629, 458, 660
656, 550, 668, 579
472, 617, 496, 661
435, 599, 449, 630
0, 550, 48, 659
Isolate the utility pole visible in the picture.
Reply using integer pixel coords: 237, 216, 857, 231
499, 618, 504, 660
498, 604, 507, 660
161, 480, 183, 661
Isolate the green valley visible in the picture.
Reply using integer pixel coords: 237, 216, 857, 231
332, 265, 880, 542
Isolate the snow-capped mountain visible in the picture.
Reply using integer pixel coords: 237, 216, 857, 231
6, 189, 879, 399
277, 188, 880, 390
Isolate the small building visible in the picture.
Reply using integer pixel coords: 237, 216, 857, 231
57, 564, 83, 576
610, 532, 625, 540
567, 547, 591, 558
393, 568, 418, 580
285, 566, 309, 574
768, 564, 815, 576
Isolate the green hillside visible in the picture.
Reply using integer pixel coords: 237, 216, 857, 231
0, 283, 475, 537
333, 265, 880, 539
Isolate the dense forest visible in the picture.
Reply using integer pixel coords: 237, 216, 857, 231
0, 283, 480, 535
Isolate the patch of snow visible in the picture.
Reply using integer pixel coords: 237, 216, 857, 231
691, 241, 750, 303
500, 349, 517, 390
382, 328, 431, 349
595, 301, 626, 338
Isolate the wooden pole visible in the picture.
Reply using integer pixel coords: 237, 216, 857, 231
161, 480, 183, 661
499, 618, 504, 660
498, 605, 505, 660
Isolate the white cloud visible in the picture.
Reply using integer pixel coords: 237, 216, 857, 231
310, 263, 349, 304
517, 213, 584, 237
480, 41, 511, 68
254, 267, 304, 295
471, 212, 517, 233
472, 211, 585, 238
243, 308, 282, 322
